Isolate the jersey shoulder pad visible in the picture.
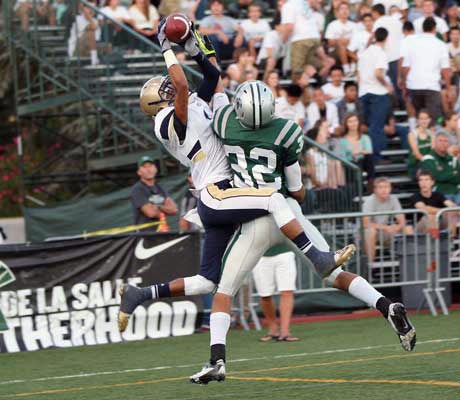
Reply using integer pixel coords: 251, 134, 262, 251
154, 106, 175, 142
272, 118, 303, 148
213, 104, 234, 138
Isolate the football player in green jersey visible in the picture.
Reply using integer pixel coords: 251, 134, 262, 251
190, 81, 416, 384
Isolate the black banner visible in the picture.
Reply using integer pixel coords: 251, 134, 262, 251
0, 232, 201, 352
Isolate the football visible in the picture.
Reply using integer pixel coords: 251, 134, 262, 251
164, 13, 192, 44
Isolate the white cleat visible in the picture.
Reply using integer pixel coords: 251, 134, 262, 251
190, 359, 226, 384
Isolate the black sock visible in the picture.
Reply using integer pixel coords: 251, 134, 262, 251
293, 233, 312, 253
376, 296, 392, 319
210, 344, 226, 365
149, 283, 171, 299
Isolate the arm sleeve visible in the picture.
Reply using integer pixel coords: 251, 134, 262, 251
391, 195, 403, 211
440, 45, 450, 69
157, 109, 187, 143
284, 162, 303, 192
362, 197, 373, 213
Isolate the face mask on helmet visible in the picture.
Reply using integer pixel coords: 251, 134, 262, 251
139, 76, 176, 117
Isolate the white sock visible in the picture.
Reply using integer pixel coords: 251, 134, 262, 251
210, 312, 231, 346
348, 276, 383, 308
90, 50, 99, 65
409, 117, 416, 133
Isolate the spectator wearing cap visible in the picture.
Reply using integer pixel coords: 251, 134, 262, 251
306, 87, 340, 135
131, 156, 178, 227
413, 0, 449, 40
336, 81, 364, 126
421, 132, 460, 204
325, 2, 357, 76
275, 84, 306, 127
372, 4, 404, 106
401, 17, 451, 124
199, 0, 244, 60
358, 27, 392, 161
321, 65, 345, 104
240, 3, 271, 58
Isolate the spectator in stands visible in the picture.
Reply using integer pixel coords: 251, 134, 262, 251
306, 87, 340, 135
15, 0, 56, 31
401, 17, 451, 124
257, 14, 286, 77
384, 113, 409, 150
372, 4, 403, 105
241, 3, 271, 58
275, 84, 305, 127
373, 0, 409, 17
265, 70, 284, 100
363, 177, 413, 262
336, 81, 364, 126
99, 0, 133, 48
358, 27, 392, 162
407, 109, 434, 178
348, 13, 374, 63
252, 247, 299, 342
128, 0, 159, 41
408, 171, 457, 236
407, 0, 424, 23
421, 131, 460, 204
226, 47, 258, 88
303, 120, 345, 211
199, 0, 244, 60
448, 25, 460, 73
444, 0, 460, 30
67, 0, 100, 65
399, 20, 416, 133
441, 112, 460, 156
131, 156, 178, 227
338, 113, 375, 190
281, 0, 323, 79
321, 65, 345, 104
414, 0, 449, 40
228, 0, 268, 19
325, 2, 357, 76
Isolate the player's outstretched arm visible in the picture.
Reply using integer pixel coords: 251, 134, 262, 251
158, 19, 188, 127
182, 29, 220, 102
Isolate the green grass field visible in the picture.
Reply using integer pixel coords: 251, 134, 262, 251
1, 311, 460, 400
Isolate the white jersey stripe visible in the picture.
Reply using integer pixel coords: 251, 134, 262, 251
283, 126, 302, 148
251, 82, 260, 128
274, 120, 294, 145
220, 106, 234, 139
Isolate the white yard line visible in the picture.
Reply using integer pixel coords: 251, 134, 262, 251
1, 337, 459, 386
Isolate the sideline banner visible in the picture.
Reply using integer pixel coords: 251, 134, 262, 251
0, 232, 201, 353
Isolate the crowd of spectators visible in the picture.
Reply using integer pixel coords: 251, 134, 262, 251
18, 0, 460, 222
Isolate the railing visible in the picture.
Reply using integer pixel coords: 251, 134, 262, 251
244, 208, 455, 329
301, 136, 363, 215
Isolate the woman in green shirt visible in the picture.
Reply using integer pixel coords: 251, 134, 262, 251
407, 109, 434, 178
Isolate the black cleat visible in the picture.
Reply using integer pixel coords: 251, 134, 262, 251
118, 284, 147, 332
190, 359, 226, 384
387, 303, 416, 351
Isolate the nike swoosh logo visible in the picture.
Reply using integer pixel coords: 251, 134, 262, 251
134, 236, 189, 260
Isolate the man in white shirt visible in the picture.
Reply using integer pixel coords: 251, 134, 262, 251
281, 0, 322, 78
348, 13, 374, 63
325, 2, 357, 75
321, 65, 345, 103
275, 84, 306, 127
401, 17, 451, 124
256, 14, 286, 75
306, 87, 340, 134
372, 3, 403, 105
413, 0, 449, 41
240, 4, 271, 58
358, 27, 393, 160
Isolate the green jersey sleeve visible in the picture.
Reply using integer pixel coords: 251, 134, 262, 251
280, 121, 304, 166
213, 104, 233, 139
